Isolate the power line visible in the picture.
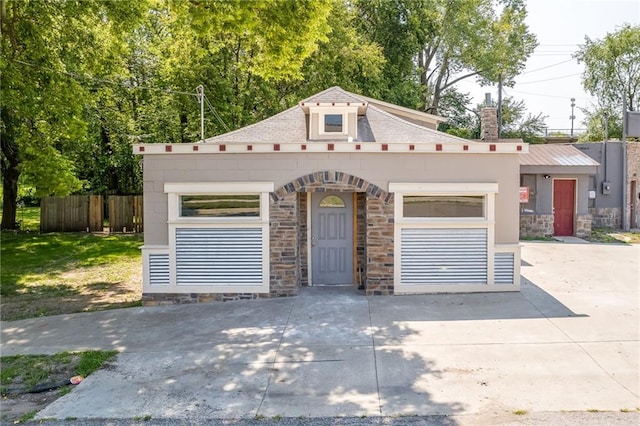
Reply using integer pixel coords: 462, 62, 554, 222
520, 58, 576, 75
530, 53, 575, 56
507, 88, 592, 101
203, 95, 231, 133
517, 72, 582, 85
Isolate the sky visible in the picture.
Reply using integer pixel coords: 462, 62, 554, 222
457, 0, 640, 133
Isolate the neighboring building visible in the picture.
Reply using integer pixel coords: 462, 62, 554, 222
573, 142, 624, 229
573, 141, 640, 230
134, 87, 526, 304
519, 144, 599, 238
627, 142, 640, 229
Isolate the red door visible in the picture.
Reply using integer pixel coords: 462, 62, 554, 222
553, 179, 575, 236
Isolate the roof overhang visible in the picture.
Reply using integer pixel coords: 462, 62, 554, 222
357, 95, 446, 124
299, 101, 368, 115
520, 165, 598, 175
134, 141, 527, 155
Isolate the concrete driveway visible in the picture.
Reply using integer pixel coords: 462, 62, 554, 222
1, 241, 639, 424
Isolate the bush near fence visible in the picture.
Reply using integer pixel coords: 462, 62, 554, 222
40, 195, 143, 233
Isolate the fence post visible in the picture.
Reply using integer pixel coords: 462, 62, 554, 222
88, 195, 104, 232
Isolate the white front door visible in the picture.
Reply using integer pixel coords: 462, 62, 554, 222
311, 192, 353, 285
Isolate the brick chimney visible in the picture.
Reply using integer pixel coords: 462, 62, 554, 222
481, 93, 498, 142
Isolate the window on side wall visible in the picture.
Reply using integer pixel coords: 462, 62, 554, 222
519, 174, 537, 213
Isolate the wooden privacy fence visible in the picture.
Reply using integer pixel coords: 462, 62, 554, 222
40, 195, 143, 233
40, 195, 104, 233
109, 195, 143, 233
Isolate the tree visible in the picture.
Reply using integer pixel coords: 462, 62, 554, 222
578, 103, 623, 142
0, 0, 145, 229
440, 95, 546, 143
354, 0, 537, 114
499, 97, 547, 143
281, 0, 386, 103
575, 24, 640, 141
158, 0, 335, 132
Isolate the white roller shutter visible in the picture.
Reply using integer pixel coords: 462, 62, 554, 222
401, 228, 487, 284
494, 252, 515, 284
148, 253, 170, 285
176, 228, 263, 285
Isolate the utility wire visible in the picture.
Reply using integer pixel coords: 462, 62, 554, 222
203, 94, 231, 133
517, 72, 582, 85
507, 88, 592, 101
520, 58, 576, 75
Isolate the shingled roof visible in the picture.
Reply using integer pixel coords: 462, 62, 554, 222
204, 87, 483, 144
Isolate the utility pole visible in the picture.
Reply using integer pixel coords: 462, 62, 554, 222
570, 98, 576, 138
196, 85, 204, 142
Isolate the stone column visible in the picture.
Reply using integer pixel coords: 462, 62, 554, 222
365, 194, 394, 295
270, 192, 299, 296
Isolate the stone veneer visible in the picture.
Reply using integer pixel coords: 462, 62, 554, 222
589, 207, 621, 229
519, 213, 553, 238
576, 214, 592, 238
144, 171, 394, 305
272, 171, 394, 297
627, 142, 640, 229
364, 194, 394, 295
519, 213, 592, 238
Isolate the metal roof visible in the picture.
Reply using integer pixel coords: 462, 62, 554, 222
519, 144, 599, 167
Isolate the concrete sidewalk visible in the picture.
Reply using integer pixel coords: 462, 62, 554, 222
1, 242, 639, 423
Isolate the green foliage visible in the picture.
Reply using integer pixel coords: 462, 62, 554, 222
12, 206, 40, 231
499, 97, 547, 143
575, 24, 640, 112
354, 0, 537, 113
575, 24, 640, 141
0, 0, 147, 228
291, 0, 386, 100
1, 0, 543, 231
578, 104, 623, 141
440, 95, 546, 142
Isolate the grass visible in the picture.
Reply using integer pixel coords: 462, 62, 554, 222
13, 206, 40, 232
1, 351, 117, 392
1, 351, 117, 423
520, 235, 554, 241
1, 207, 143, 320
587, 228, 640, 244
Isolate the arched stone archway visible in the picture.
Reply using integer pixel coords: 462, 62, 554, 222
269, 171, 394, 297
272, 171, 392, 203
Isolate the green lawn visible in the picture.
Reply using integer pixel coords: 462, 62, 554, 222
1, 207, 143, 320
587, 228, 640, 244
13, 206, 41, 231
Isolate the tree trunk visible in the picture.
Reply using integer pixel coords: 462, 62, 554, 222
1, 166, 19, 230
1, 108, 20, 230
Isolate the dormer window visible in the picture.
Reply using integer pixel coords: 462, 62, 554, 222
306, 104, 362, 141
324, 114, 343, 133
